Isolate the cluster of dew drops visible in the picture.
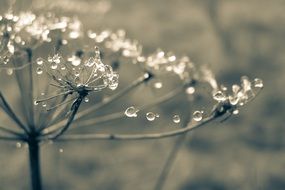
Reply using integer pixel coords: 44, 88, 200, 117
124, 105, 203, 125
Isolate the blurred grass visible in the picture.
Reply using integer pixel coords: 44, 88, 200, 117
0, 0, 285, 189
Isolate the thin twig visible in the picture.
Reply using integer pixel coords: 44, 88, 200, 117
0, 125, 24, 137
0, 92, 29, 133
50, 96, 84, 139
154, 134, 187, 190
0, 136, 22, 141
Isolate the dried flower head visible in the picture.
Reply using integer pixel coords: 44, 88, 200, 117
35, 46, 118, 109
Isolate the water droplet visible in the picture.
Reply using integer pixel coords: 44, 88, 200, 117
220, 85, 227, 91
34, 100, 39, 106
36, 67, 43, 75
193, 111, 203, 121
229, 96, 239, 105
253, 78, 263, 88
50, 62, 58, 70
125, 106, 139, 117
68, 55, 81, 66
155, 114, 160, 118
154, 81, 163, 89
173, 115, 180, 123
85, 57, 95, 67
233, 109, 239, 115
42, 103, 47, 108
146, 112, 156, 121
36, 58, 44, 65
232, 84, 240, 94
213, 91, 226, 102
6, 69, 13, 75
241, 76, 252, 92
186, 86, 195, 94
16, 142, 22, 148
84, 97, 89, 103
59, 148, 64, 153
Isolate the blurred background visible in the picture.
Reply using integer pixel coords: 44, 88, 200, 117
0, 0, 284, 189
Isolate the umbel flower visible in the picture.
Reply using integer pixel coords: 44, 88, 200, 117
34, 46, 118, 138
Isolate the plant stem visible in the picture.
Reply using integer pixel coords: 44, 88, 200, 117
28, 138, 42, 190
154, 134, 187, 190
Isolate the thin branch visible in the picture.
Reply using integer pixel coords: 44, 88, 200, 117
0, 136, 22, 141
50, 96, 84, 139
0, 92, 29, 133
48, 113, 217, 141
0, 125, 24, 137
35, 90, 73, 103
154, 134, 187, 190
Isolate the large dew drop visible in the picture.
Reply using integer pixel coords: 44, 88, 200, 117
193, 111, 203, 121
146, 112, 156, 121
173, 115, 180, 123
125, 106, 139, 117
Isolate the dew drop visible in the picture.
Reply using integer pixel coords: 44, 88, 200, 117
186, 86, 195, 94
36, 67, 43, 75
232, 84, 240, 94
154, 81, 163, 89
193, 111, 203, 121
68, 55, 81, 66
233, 109, 239, 115
125, 106, 139, 117
84, 97, 89, 103
253, 78, 263, 88
146, 112, 156, 121
16, 142, 22, 148
220, 85, 227, 91
6, 69, 13, 75
213, 91, 226, 102
229, 96, 239, 105
36, 58, 44, 65
50, 62, 58, 70
173, 115, 180, 123
85, 57, 95, 67
59, 148, 64, 153
34, 100, 39, 106
42, 103, 47, 108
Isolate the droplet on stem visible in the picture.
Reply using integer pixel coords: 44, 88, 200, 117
213, 91, 226, 102
36, 67, 43, 75
146, 112, 156, 121
173, 115, 180, 123
253, 78, 263, 88
125, 106, 139, 117
193, 111, 203, 121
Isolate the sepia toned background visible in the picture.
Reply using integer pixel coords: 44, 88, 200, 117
0, 0, 284, 189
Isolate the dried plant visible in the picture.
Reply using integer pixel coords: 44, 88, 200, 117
0, 8, 263, 190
